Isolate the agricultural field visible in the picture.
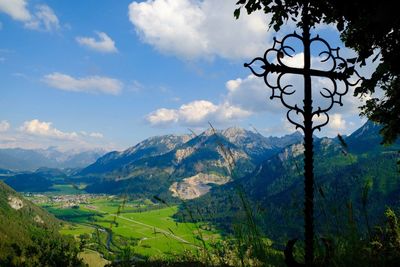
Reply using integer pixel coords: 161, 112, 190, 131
25, 193, 220, 265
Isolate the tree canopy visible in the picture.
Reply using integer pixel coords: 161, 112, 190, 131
235, 0, 400, 144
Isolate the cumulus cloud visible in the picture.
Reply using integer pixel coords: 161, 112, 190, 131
225, 71, 366, 136
43, 72, 123, 95
25, 4, 59, 31
0, 120, 10, 132
146, 100, 250, 127
329, 113, 346, 130
179, 100, 218, 124
76, 32, 118, 53
225, 75, 287, 113
226, 49, 370, 117
0, 119, 109, 150
0, 0, 31, 21
147, 60, 367, 135
128, 0, 271, 60
20, 119, 78, 140
0, 1, 60, 31
147, 108, 178, 125
147, 68, 365, 133
312, 112, 354, 136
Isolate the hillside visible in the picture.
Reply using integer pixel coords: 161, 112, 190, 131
0, 181, 83, 266
176, 121, 400, 240
0, 167, 74, 193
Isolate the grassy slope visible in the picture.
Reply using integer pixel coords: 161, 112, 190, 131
0, 181, 83, 266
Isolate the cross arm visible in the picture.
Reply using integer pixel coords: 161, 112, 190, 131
244, 61, 350, 81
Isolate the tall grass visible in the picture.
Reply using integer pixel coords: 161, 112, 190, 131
108, 127, 400, 266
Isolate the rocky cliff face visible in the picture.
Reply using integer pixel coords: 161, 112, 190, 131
80, 127, 303, 199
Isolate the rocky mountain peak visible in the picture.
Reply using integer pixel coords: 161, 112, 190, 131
202, 128, 218, 137
349, 120, 380, 139
223, 126, 246, 136
123, 134, 191, 156
222, 127, 249, 142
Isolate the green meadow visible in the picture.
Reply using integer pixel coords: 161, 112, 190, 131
44, 195, 220, 259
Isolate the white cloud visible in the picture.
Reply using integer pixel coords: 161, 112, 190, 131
0, 0, 31, 21
225, 75, 283, 113
227, 50, 371, 118
0, 120, 10, 132
147, 57, 368, 134
179, 100, 218, 124
0, 1, 60, 31
76, 32, 118, 53
147, 108, 178, 125
146, 100, 250, 127
89, 132, 104, 138
226, 72, 366, 136
128, 0, 271, 60
0, 120, 110, 151
80, 131, 104, 138
262, 119, 299, 137
24, 4, 59, 31
145, 26, 375, 134
312, 112, 358, 136
329, 113, 346, 130
226, 78, 242, 91
43, 72, 123, 95
20, 119, 78, 140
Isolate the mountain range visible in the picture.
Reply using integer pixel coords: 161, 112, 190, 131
0, 147, 107, 171
1, 121, 399, 245
1, 122, 398, 211
77, 127, 303, 198
175, 121, 400, 240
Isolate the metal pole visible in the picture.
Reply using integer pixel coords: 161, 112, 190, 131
244, 8, 362, 264
302, 11, 314, 266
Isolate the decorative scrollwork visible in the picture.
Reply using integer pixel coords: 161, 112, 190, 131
244, 31, 363, 134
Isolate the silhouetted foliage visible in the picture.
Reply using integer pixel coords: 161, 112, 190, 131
235, 0, 400, 144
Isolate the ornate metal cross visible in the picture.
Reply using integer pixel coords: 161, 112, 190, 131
244, 12, 361, 266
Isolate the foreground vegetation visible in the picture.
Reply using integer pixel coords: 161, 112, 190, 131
26, 187, 400, 267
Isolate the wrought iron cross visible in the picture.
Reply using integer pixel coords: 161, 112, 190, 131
244, 11, 361, 267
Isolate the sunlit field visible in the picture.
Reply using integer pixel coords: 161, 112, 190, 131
36, 194, 219, 258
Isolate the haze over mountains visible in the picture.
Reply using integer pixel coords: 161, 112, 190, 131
0, 147, 107, 171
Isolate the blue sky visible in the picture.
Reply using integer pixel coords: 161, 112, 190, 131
0, 0, 375, 151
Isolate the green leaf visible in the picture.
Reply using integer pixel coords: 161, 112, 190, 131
346, 57, 357, 64
234, 8, 241, 19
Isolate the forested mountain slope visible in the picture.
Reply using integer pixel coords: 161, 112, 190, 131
0, 181, 83, 266
176, 121, 400, 240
